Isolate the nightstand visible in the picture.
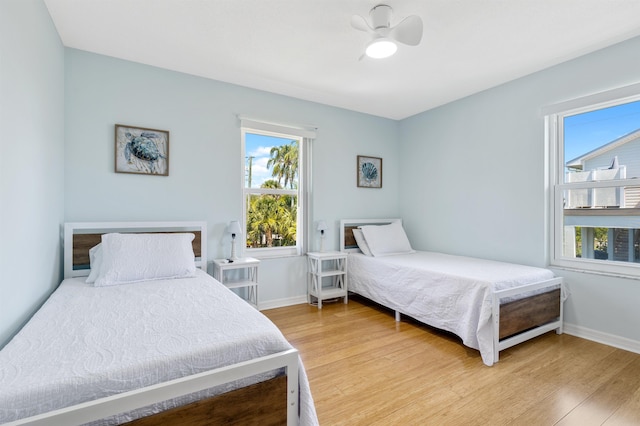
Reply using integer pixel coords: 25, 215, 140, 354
212, 257, 260, 309
307, 251, 348, 309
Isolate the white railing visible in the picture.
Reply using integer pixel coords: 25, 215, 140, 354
565, 166, 626, 208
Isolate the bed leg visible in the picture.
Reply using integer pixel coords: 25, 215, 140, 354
557, 282, 565, 335
395, 311, 401, 322
286, 359, 299, 426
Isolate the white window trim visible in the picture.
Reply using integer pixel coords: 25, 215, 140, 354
540, 81, 640, 116
239, 116, 317, 139
546, 83, 640, 278
239, 117, 316, 259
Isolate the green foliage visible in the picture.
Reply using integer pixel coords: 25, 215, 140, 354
574, 226, 609, 259
246, 141, 299, 248
575, 226, 582, 257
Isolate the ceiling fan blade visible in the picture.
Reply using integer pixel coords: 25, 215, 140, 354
351, 14, 373, 33
390, 15, 423, 46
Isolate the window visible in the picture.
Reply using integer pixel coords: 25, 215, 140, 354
547, 85, 640, 276
240, 118, 315, 258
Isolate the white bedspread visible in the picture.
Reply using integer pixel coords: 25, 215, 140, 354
0, 270, 318, 425
348, 251, 556, 366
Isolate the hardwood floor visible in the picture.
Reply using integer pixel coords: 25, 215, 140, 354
263, 296, 640, 425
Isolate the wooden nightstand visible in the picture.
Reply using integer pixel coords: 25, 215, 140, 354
307, 251, 348, 309
212, 257, 260, 309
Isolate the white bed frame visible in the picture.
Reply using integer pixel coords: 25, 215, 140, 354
8, 221, 300, 426
340, 218, 565, 363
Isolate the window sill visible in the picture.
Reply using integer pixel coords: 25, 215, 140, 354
550, 264, 640, 281
245, 247, 301, 260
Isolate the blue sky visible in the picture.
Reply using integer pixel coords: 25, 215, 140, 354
564, 99, 640, 163
245, 133, 295, 188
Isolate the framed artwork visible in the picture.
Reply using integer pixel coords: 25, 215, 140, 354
115, 124, 169, 176
357, 155, 382, 188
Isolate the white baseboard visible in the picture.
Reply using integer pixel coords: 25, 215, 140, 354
564, 323, 640, 355
259, 295, 308, 311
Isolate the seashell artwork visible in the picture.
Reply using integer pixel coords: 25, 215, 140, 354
361, 162, 378, 181
357, 155, 382, 188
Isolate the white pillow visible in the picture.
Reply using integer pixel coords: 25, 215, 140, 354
93, 233, 196, 287
352, 228, 373, 256
85, 243, 103, 283
359, 221, 414, 257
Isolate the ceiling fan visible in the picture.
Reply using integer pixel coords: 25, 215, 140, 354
351, 4, 423, 59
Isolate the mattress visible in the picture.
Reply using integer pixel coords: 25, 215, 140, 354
0, 269, 317, 425
347, 251, 556, 365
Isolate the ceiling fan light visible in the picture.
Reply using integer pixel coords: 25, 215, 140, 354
365, 38, 397, 59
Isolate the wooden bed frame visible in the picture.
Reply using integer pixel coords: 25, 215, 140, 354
340, 218, 565, 363
9, 221, 300, 426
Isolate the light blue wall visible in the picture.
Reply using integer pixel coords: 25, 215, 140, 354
399, 35, 640, 344
64, 49, 400, 307
6, 0, 640, 352
0, 0, 65, 347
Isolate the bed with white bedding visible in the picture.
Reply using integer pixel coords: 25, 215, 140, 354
0, 221, 318, 425
340, 219, 565, 366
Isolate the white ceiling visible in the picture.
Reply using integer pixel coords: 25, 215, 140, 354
44, 0, 640, 120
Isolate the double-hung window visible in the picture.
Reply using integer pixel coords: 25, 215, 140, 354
547, 84, 640, 276
240, 118, 315, 258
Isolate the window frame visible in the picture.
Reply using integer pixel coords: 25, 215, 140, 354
239, 118, 314, 259
546, 83, 640, 278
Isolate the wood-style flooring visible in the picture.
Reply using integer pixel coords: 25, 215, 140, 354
263, 296, 640, 426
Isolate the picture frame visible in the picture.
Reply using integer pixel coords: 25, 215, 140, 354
357, 155, 382, 188
115, 124, 169, 176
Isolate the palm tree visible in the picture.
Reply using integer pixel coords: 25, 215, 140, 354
247, 196, 279, 247
267, 141, 299, 189
247, 141, 300, 248
277, 206, 297, 245
246, 179, 297, 247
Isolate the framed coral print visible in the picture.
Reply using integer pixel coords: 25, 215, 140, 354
357, 155, 382, 188
115, 124, 169, 176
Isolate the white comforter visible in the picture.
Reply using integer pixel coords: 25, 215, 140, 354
348, 251, 556, 366
0, 269, 318, 425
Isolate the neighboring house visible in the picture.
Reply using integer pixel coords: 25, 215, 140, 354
564, 128, 640, 262
566, 128, 640, 176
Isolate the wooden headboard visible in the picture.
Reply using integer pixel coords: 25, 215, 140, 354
339, 218, 402, 252
64, 221, 207, 279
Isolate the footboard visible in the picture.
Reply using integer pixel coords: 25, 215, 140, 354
124, 376, 287, 425
492, 277, 565, 363
6, 349, 300, 426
